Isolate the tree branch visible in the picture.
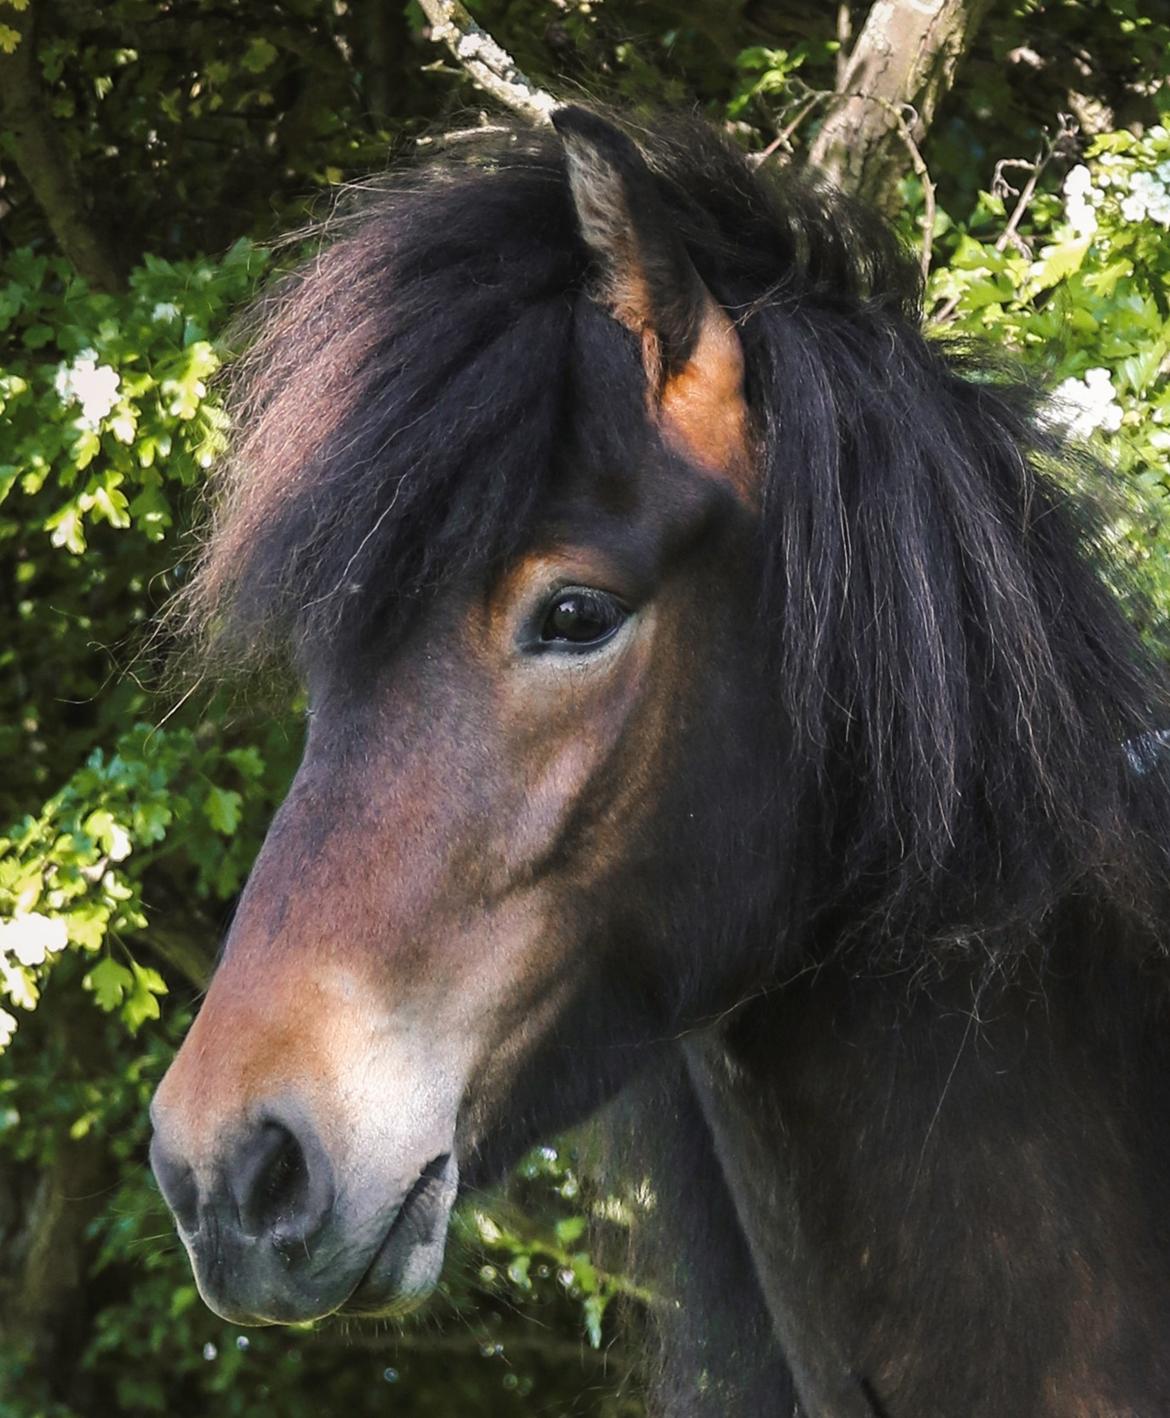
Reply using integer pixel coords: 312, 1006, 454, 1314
875, 98, 937, 280
0, 7, 124, 290
416, 0, 555, 127
808, 0, 993, 210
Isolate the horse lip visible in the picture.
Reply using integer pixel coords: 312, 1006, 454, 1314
338, 1152, 458, 1316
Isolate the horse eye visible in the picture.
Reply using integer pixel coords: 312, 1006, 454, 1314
539, 588, 627, 648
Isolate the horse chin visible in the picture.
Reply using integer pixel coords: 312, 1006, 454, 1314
338, 1151, 459, 1318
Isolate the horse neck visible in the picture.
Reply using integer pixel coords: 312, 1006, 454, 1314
611, 1051, 797, 1417
683, 933, 1170, 1417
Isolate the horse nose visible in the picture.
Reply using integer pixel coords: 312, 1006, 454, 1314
150, 1107, 336, 1250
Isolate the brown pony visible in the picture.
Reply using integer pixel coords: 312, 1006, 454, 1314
151, 108, 1170, 1415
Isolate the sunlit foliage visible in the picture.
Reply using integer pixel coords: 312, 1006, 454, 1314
2, 2, 1168, 1413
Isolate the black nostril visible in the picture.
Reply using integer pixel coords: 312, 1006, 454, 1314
234, 1122, 302, 1237
150, 1133, 200, 1233
230, 1116, 335, 1248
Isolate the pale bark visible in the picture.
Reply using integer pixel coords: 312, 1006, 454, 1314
808, 0, 993, 208
416, 0, 555, 126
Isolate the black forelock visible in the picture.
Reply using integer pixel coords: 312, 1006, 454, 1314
184, 114, 918, 671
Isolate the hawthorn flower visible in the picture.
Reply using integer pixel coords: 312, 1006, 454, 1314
1048, 367, 1123, 440
1118, 167, 1170, 226
1062, 164, 1099, 238
54, 349, 121, 430
0, 911, 69, 967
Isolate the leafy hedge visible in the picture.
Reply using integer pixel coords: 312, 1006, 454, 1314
2, 3, 1168, 1414
0, 232, 643, 1418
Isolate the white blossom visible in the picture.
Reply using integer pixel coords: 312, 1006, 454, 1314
1048, 367, 1123, 439
151, 301, 180, 323
1062, 164, 1099, 237
54, 350, 121, 430
106, 822, 132, 862
1117, 166, 1170, 227
0, 912, 69, 968
0, 1009, 16, 1049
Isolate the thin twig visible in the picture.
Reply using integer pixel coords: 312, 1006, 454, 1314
416, 0, 555, 127
993, 161, 1043, 256
875, 98, 937, 281
931, 113, 1078, 325
752, 91, 832, 166
994, 114, 1078, 254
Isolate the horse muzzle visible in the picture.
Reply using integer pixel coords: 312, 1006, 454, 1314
149, 1097, 458, 1324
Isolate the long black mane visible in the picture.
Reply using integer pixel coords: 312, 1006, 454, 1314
188, 113, 1170, 957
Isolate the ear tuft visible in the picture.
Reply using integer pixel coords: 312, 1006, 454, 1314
553, 106, 706, 376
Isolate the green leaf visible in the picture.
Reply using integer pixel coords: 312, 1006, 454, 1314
69, 1111, 96, 1139
1028, 237, 1091, 295
1083, 258, 1134, 299
67, 902, 110, 951
84, 957, 134, 1012
242, 36, 278, 73
83, 807, 133, 860
71, 427, 102, 470
1, 957, 38, 1009
203, 785, 242, 835
570, 1254, 598, 1293
132, 799, 172, 844
45, 501, 87, 553
91, 481, 131, 528
1117, 342, 1168, 395
226, 746, 265, 780
122, 962, 166, 1032
554, 1215, 587, 1246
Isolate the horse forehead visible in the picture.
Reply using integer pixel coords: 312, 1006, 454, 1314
531, 456, 740, 580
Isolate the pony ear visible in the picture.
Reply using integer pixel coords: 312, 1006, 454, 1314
552, 106, 751, 490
